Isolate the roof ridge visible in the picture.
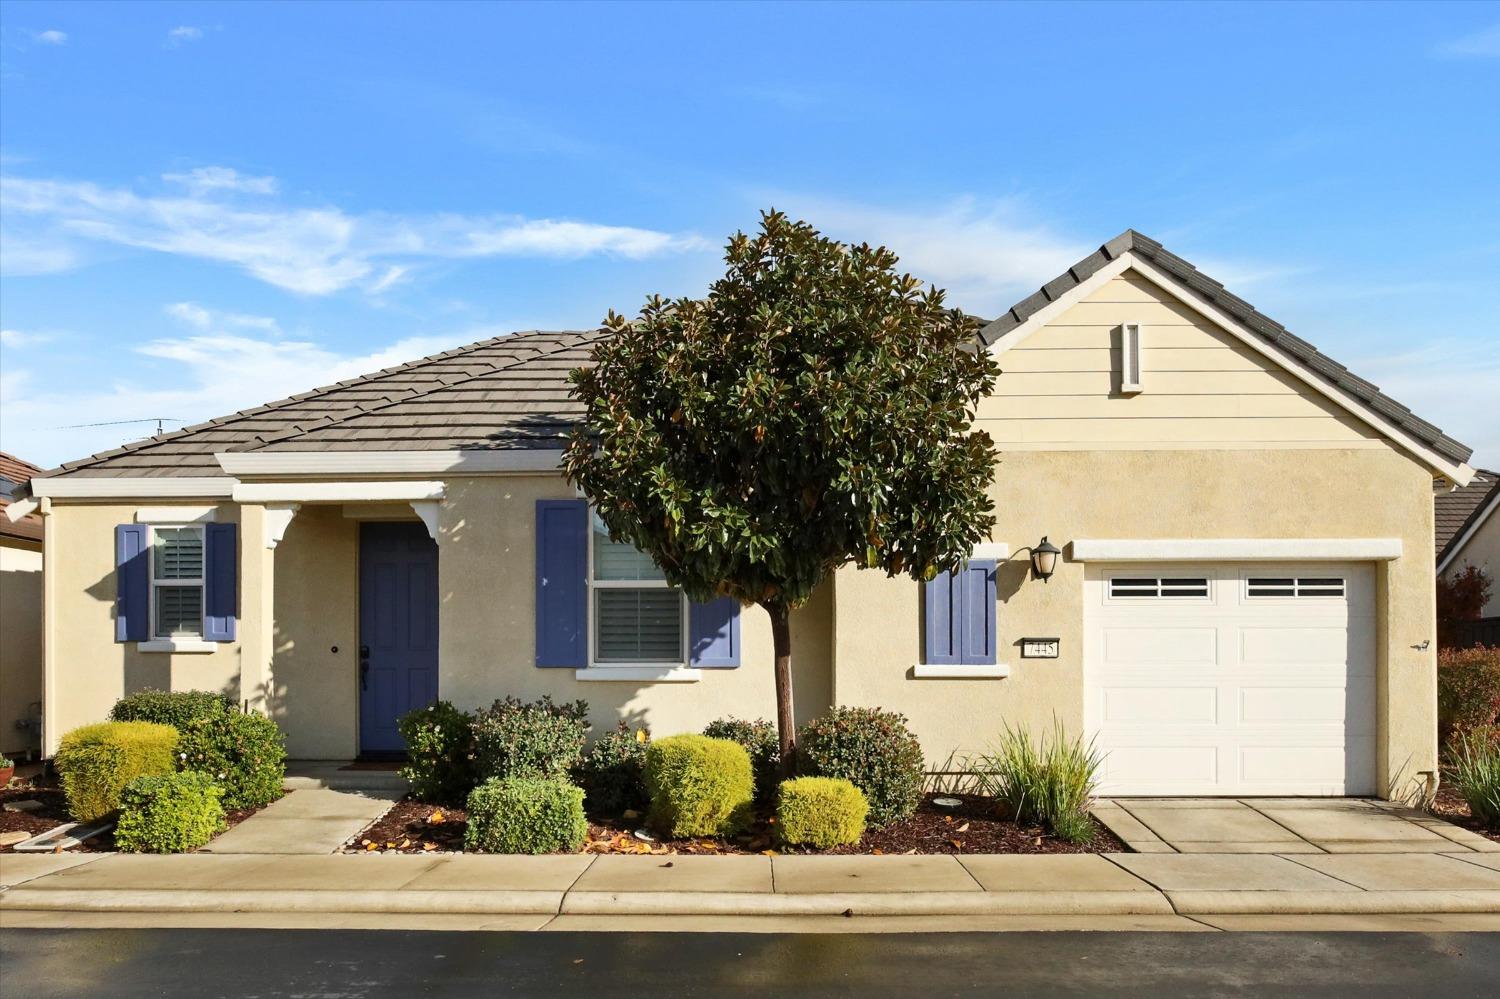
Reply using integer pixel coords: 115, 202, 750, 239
43, 328, 595, 476
975, 229, 1474, 467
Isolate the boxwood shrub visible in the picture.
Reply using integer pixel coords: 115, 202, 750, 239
1438, 646, 1500, 750
580, 722, 650, 815
110, 689, 233, 731
644, 734, 754, 838
702, 717, 780, 804
115, 771, 226, 853
55, 721, 178, 822
178, 710, 286, 810
797, 707, 925, 826
464, 776, 588, 854
776, 776, 868, 848
397, 701, 476, 802
471, 696, 590, 782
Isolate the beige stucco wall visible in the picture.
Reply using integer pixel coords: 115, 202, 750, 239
1, 538, 44, 757
1441, 505, 1500, 617
832, 446, 1438, 795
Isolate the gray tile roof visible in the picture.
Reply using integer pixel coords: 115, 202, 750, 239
39, 229, 1473, 480
1436, 468, 1499, 562
976, 230, 1474, 466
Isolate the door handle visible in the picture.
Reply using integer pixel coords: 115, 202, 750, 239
359, 645, 370, 690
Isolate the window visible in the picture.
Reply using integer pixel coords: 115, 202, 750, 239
590, 514, 684, 664
1119, 322, 1143, 394
151, 526, 205, 638
1108, 576, 1209, 599
1247, 576, 1345, 598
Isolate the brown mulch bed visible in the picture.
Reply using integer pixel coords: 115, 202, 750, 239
0, 779, 271, 853
1431, 780, 1500, 844
346, 792, 1126, 856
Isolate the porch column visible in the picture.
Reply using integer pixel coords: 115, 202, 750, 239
238, 504, 276, 714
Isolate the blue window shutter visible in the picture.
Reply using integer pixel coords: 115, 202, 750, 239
203, 522, 238, 642
115, 524, 149, 642
689, 596, 740, 668
960, 559, 998, 665
535, 499, 588, 667
923, 568, 961, 665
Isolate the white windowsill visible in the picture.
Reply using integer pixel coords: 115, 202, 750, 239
138, 639, 220, 654
911, 663, 1011, 679
575, 666, 701, 683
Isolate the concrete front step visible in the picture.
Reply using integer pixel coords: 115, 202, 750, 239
283, 763, 409, 793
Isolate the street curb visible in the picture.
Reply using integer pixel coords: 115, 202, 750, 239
0, 889, 564, 915
559, 891, 1174, 916
1166, 890, 1500, 915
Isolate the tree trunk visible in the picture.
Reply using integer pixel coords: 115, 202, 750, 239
767, 602, 796, 776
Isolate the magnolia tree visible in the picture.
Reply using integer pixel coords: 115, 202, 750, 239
563, 211, 1000, 767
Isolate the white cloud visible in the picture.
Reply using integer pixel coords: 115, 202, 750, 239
166, 26, 204, 47
35, 30, 67, 45
0, 303, 509, 467
1435, 24, 1500, 58
0, 170, 708, 295
0, 328, 54, 348
0, 233, 76, 274
1352, 340, 1500, 467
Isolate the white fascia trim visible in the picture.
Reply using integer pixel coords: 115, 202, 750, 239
575, 666, 701, 683
912, 663, 1011, 679
29, 477, 236, 499
217, 450, 565, 477
1071, 538, 1404, 562
984, 254, 1134, 357
232, 481, 445, 504
1438, 490, 1500, 574
138, 639, 220, 654
4, 497, 39, 521
135, 506, 219, 524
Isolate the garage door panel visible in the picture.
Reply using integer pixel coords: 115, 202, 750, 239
1240, 744, 1371, 791
1101, 746, 1219, 786
1239, 626, 1355, 666
1102, 627, 1218, 665
1238, 682, 1373, 726
1103, 686, 1218, 725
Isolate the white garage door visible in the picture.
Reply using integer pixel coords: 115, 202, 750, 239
1084, 562, 1376, 796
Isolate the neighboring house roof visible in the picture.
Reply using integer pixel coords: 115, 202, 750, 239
0, 451, 45, 543
28, 229, 1474, 482
1436, 468, 1500, 572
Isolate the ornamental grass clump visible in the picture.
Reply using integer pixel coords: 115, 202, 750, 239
470, 696, 590, 782
1447, 728, 1500, 829
114, 772, 226, 853
797, 707, 925, 826
398, 701, 477, 802
464, 776, 588, 854
776, 776, 868, 848
110, 689, 233, 731
644, 734, 754, 838
55, 721, 178, 822
177, 710, 286, 810
581, 722, 651, 815
703, 717, 781, 804
973, 720, 1103, 845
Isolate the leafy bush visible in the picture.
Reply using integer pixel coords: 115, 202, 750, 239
703, 717, 780, 803
644, 734, 754, 837
464, 776, 588, 854
973, 721, 1103, 845
110, 689, 233, 731
581, 722, 650, 815
470, 696, 590, 782
55, 722, 178, 822
797, 707, 925, 826
1447, 728, 1500, 829
1438, 646, 1500, 749
178, 711, 286, 810
776, 776, 868, 848
115, 772, 226, 853
397, 701, 476, 802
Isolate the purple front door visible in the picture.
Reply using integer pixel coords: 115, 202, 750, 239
359, 522, 439, 755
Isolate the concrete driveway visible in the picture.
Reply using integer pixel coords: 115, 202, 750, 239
1094, 798, 1499, 855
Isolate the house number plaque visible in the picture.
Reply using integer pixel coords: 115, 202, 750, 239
1021, 638, 1060, 659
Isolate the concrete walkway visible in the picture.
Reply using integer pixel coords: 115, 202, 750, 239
201, 789, 402, 855
1095, 798, 1500, 855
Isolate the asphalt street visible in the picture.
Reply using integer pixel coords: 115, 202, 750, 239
2, 928, 1498, 998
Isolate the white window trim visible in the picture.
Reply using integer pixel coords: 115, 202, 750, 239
146, 523, 207, 645
912, 663, 1011, 679
138, 638, 219, 655
584, 517, 689, 672
1119, 322, 1143, 394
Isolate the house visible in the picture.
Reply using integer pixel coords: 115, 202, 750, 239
5, 230, 1476, 797
1435, 468, 1499, 618
1, 452, 45, 759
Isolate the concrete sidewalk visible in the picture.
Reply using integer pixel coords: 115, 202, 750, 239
4, 849, 1498, 929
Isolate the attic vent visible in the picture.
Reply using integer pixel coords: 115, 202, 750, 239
1119, 323, 1143, 394
1247, 577, 1346, 598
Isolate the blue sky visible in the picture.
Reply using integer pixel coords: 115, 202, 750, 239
2, 1, 1497, 469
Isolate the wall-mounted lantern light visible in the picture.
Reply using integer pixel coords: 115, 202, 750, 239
1030, 536, 1061, 583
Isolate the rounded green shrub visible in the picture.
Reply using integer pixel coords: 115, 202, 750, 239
115, 771, 226, 853
110, 689, 233, 731
703, 717, 780, 803
55, 721, 178, 822
776, 776, 868, 848
178, 710, 286, 810
1438, 646, 1500, 749
581, 722, 650, 815
644, 734, 754, 838
397, 701, 476, 803
464, 776, 588, 854
470, 696, 590, 782
797, 706, 925, 827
